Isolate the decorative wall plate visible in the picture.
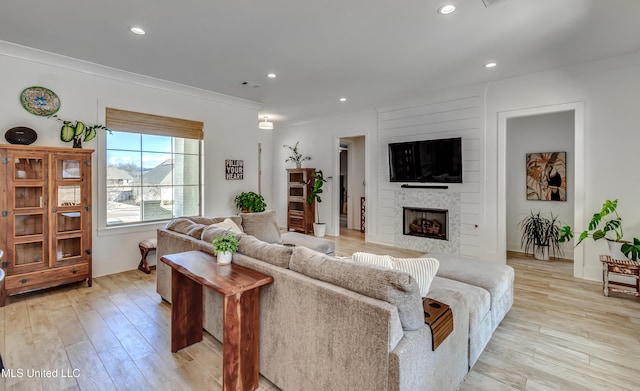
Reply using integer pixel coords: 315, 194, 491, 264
20, 86, 61, 116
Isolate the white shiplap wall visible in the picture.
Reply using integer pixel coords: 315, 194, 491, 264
376, 92, 483, 257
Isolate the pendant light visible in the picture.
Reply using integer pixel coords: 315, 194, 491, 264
258, 116, 274, 130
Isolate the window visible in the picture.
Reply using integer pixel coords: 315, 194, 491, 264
105, 108, 203, 226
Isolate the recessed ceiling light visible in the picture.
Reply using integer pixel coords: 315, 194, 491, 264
339, 97, 347, 102
129, 26, 146, 35
484, 62, 497, 68
437, 4, 456, 15
266, 73, 277, 79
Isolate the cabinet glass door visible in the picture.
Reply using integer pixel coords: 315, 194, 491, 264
5, 151, 48, 272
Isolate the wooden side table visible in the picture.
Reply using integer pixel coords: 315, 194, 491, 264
161, 251, 273, 391
600, 255, 640, 297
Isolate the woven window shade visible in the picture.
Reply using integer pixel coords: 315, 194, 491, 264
106, 108, 204, 140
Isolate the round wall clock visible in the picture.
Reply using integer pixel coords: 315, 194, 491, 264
20, 86, 61, 116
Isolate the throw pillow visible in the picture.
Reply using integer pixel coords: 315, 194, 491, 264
211, 218, 243, 234
240, 210, 282, 244
390, 257, 440, 297
352, 252, 393, 268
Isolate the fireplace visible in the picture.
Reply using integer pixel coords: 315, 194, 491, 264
403, 207, 448, 241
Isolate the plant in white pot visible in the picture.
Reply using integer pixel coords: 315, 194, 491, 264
558, 199, 640, 260
283, 141, 311, 168
304, 170, 331, 237
212, 231, 239, 265
519, 211, 564, 260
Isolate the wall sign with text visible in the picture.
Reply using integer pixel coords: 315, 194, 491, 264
225, 159, 244, 180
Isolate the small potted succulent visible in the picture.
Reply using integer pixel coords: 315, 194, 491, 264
212, 231, 239, 265
234, 191, 267, 213
283, 141, 311, 168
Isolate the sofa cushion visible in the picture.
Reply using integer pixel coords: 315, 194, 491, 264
429, 252, 514, 330
290, 246, 424, 330
352, 252, 393, 268
211, 218, 243, 234
201, 225, 244, 244
240, 210, 282, 244
185, 215, 243, 228
165, 217, 206, 239
238, 234, 293, 269
281, 232, 335, 255
390, 257, 439, 298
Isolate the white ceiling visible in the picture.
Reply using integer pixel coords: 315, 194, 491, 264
1, 0, 640, 127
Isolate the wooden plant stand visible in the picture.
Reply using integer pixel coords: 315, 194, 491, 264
600, 255, 640, 297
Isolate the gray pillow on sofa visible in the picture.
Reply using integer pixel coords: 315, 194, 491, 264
240, 210, 282, 244
289, 246, 424, 331
165, 217, 207, 239
238, 234, 293, 269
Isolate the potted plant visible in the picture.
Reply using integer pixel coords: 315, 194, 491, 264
283, 141, 311, 168
234, 191, 267, 213
212, 231, 239, 265
519, 211, 564, 260
49, 115, 110, 148
558, 199, 640, 260
304, 170, 331, 237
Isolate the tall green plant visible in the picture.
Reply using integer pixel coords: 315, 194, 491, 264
558, 199, 640, 260
519, 211, 564, 259
304, 170, 331, 223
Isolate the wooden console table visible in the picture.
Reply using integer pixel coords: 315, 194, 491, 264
161, 251, 273, 391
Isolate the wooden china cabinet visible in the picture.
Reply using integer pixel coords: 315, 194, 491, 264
0, 145, 93, 306
286, 168, 315, 234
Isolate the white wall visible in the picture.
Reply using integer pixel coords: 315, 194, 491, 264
375, 87, 484, 256
271, 110, 377, 235
485, 52, 640, 280
258, 129, 274, 209
272, 52, 640, 282
506, 111, 575, 258
0, 41, 260, 277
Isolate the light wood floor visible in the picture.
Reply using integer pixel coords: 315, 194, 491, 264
1, 230, 639, 390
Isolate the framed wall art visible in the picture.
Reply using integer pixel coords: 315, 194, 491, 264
526, 151, 566, 201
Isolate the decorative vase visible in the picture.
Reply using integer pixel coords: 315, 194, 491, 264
72, 138, 82, 149
607, 241, 627, 260
313, 223, 326, 238
296, 162, 302, 169
534, 245, 549, 261
217, 251, 232, 265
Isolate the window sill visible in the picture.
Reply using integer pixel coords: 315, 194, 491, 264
97, 221, 167, 237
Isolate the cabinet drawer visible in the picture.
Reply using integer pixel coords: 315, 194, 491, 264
6, 263, 89, 291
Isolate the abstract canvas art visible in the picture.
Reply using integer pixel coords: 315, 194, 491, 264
526, 152, 566, 201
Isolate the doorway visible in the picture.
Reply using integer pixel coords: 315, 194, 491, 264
498, 102, 585, 278
336, 136, 366, 236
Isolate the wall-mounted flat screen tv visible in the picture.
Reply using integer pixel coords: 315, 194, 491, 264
389, 137, 462, 183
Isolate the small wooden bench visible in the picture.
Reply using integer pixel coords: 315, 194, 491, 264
138, 238, 157, 274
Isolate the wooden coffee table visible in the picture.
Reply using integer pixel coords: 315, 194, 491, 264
161, 251, 273, 391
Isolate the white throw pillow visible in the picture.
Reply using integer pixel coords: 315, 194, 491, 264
211, 218, 243, 234
352, 252, 393, 268
390, 257, 440, 297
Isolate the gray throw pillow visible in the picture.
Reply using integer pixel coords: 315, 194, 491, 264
240, 210, 282, 244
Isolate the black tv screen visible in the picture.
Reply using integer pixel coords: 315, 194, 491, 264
389, 137, 462, 183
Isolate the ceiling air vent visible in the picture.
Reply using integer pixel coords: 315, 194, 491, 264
241, 81, 262, 88
482, 0, 503, 7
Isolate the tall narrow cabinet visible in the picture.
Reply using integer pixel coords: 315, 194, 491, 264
0, 145, 93, 306
287, 168, 315, 234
